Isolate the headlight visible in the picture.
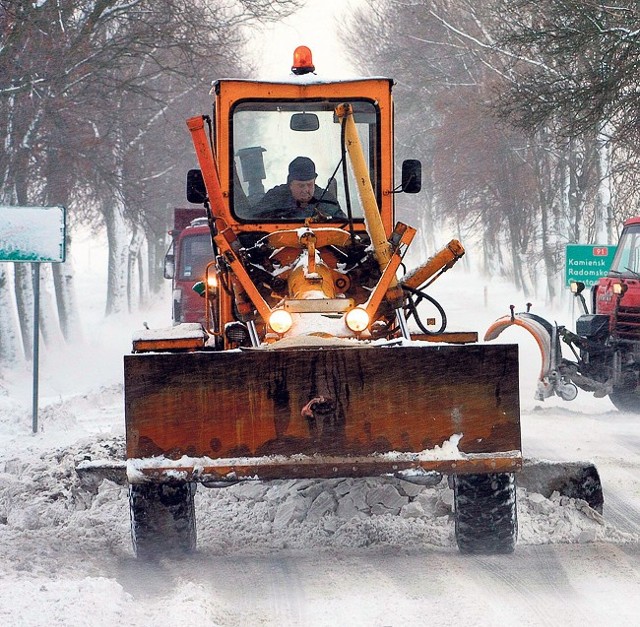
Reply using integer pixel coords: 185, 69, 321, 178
613, 282, 628, 295
269, 309, 293, 334
570, 281, 585, 295
345, 307, 369, 332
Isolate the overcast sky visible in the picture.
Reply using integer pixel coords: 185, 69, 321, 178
251, 0, 362, 78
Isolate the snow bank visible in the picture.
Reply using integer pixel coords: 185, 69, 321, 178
0, 427, 634, 575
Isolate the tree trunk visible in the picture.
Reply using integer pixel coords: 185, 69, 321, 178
38, 264, 65, 348
128, 227, 146, 312
566, 138, 583, 243
44, 155, 82, 343
595, 122, 613, 244
14, 264, 34, 360
148, 233, 168, 295
52, 247, 83, 343
138, 236, 150, 308
0, 266, 22, 362
105, 198, 131, 315
533, 133, 558, 305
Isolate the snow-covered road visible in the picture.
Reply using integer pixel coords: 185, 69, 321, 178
2, 272, 640, 625
2, 376, 640, 626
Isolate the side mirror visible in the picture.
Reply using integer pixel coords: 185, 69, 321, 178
401, 159, 422, 194
192, 281, 206, 297
290, 113, 319, 132
187, 169, 207, 204
163, 253, 175, 279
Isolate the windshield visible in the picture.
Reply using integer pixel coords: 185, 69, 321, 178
231, 100, 379, 221
610, 224, 640, 276
178, 233, 213, 281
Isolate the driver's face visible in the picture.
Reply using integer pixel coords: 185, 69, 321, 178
289, 179, 315, 205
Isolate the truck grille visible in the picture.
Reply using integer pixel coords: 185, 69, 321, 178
616, 306, 640, 340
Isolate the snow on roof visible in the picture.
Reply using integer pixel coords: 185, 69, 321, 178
131, 322, 206, 342
213, 74, 393, 88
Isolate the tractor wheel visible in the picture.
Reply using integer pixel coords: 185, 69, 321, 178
453, 473, 517, 554
609, 388, 640, 413
129, 482, 197, 560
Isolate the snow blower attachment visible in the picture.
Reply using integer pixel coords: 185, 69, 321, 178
486, 218, 640, 414
485, 306, 579, 402
117, 47, 600, 560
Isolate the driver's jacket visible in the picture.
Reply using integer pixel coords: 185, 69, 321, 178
254, 184, 346, 219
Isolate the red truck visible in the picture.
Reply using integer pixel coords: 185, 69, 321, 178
164, 208, 213, 325
487, 216, 640, 412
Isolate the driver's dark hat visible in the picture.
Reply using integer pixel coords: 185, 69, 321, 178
288, 156, 317, 183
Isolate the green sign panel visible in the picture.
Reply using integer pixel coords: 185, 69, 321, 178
0, 205, 66, 262
565, 244, 615, 286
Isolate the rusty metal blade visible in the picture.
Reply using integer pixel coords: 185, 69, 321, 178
124, 344, 521, 477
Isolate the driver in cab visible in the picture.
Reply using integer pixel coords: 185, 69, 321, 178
255, 156, 346, 220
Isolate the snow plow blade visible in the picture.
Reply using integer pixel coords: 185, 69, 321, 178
485, 312, 558, 381
74, 453, 603, 514
519, 458, 603, 513
485, 312, 578, 401
124, 343, 522, 482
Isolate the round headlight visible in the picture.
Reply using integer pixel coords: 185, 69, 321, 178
345, 307, 370, 332
269, 309, 293, 334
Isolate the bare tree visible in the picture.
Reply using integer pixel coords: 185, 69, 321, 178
0, 0, 302, 360
343, 1, 544, 289
342, 0, 638, 304
492, 0, 640, 140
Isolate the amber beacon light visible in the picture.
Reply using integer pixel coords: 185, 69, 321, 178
291, 45, 315, 75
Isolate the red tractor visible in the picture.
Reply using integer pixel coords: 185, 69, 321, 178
487, 217, 640, 412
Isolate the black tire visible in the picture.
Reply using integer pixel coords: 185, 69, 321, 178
453, 473, 517, 554
129, 482, 197, 560
609, 388, 640, 413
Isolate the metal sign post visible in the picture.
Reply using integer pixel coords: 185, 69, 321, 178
32, 262, 41, 434
0, 205, 66, 433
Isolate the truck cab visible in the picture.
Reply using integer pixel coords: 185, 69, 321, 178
209, 78, 395, 234
594, 217, 640, 327
164, 208, 213, 325
183, 50, 430, 348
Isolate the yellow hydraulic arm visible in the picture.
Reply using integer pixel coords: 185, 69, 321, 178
335, 103, 405, 310
402, 240, 465, 290
336, 103, 418, 337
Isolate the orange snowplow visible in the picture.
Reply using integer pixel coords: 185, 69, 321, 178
115, 47, 599, 559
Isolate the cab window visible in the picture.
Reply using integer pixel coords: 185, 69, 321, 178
231, 100, 379, 221
611, 225, 640, 275
178, 234, 213, 281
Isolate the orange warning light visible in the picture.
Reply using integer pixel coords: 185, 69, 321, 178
291, 45, 315, 75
